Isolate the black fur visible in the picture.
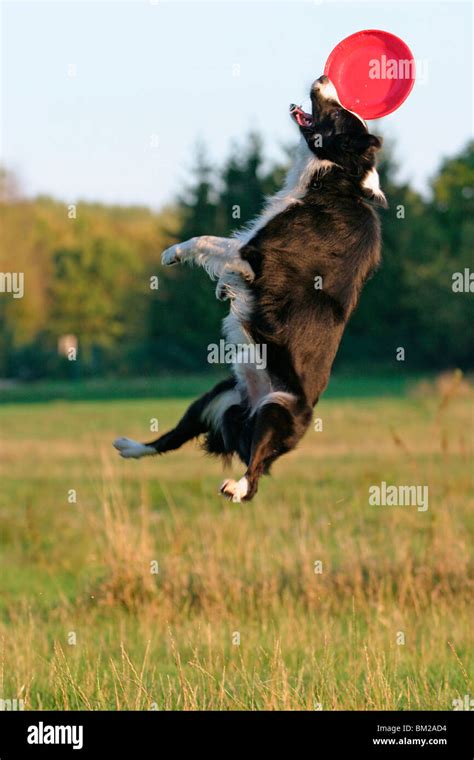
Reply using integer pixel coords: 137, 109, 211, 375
241, 166, 382, 407
134, 76, 384, 501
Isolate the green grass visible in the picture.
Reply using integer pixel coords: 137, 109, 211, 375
0, 368, 422, 404
0, 373, 472, 710
0, 374, 222, 404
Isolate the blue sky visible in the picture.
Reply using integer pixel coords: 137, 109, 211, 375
1, 0, 472, 209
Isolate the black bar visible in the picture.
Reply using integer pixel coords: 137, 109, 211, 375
0, 710, 472, 757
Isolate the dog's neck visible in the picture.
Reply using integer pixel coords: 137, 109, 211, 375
235, 139, 327, 244
235, 138, 385, 244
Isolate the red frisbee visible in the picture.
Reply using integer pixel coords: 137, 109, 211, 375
324, 29, 415, 119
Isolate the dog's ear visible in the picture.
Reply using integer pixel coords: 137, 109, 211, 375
354, 133, 383, 155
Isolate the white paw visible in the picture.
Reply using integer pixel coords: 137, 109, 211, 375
233, 259, 255, 282
221, 259, 255, 283
215, 278, 231, 301
216, 264, 254, 301
113, 437, 155, 459
161, 245, 182, 266
219, 477, 249, 503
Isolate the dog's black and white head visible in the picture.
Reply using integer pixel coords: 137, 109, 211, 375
290, 75, 387, 207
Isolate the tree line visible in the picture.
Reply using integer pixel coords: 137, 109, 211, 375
0, 135, 472, 380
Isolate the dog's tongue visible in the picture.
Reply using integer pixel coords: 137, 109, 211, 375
290, 105, 313, 127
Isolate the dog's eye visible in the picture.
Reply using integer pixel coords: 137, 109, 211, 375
333, 109, 342, 119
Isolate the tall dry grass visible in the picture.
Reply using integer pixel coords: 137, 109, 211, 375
0, 374, 472, 709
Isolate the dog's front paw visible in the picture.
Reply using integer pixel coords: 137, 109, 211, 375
113, 437, 155, 459
219, 477, 249, 503
221, 258, 255, 283
216, 278, 232, 301
216, 263, 255, 301
234, 259, 255, 283
161, 244, 182, 266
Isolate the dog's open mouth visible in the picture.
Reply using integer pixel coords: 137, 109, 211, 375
290, 104, 314, 128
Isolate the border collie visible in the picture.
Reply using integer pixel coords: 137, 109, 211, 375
114, 75, 386, 502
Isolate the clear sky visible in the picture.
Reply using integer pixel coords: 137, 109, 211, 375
1, 0, 472, 209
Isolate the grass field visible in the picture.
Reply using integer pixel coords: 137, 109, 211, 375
0, 373, 472, 710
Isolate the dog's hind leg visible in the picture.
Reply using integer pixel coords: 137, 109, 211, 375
220, 392, 312, 503
113, 379, 241, 459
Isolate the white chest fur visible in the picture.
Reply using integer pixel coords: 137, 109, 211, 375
234, 139, 329, 245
